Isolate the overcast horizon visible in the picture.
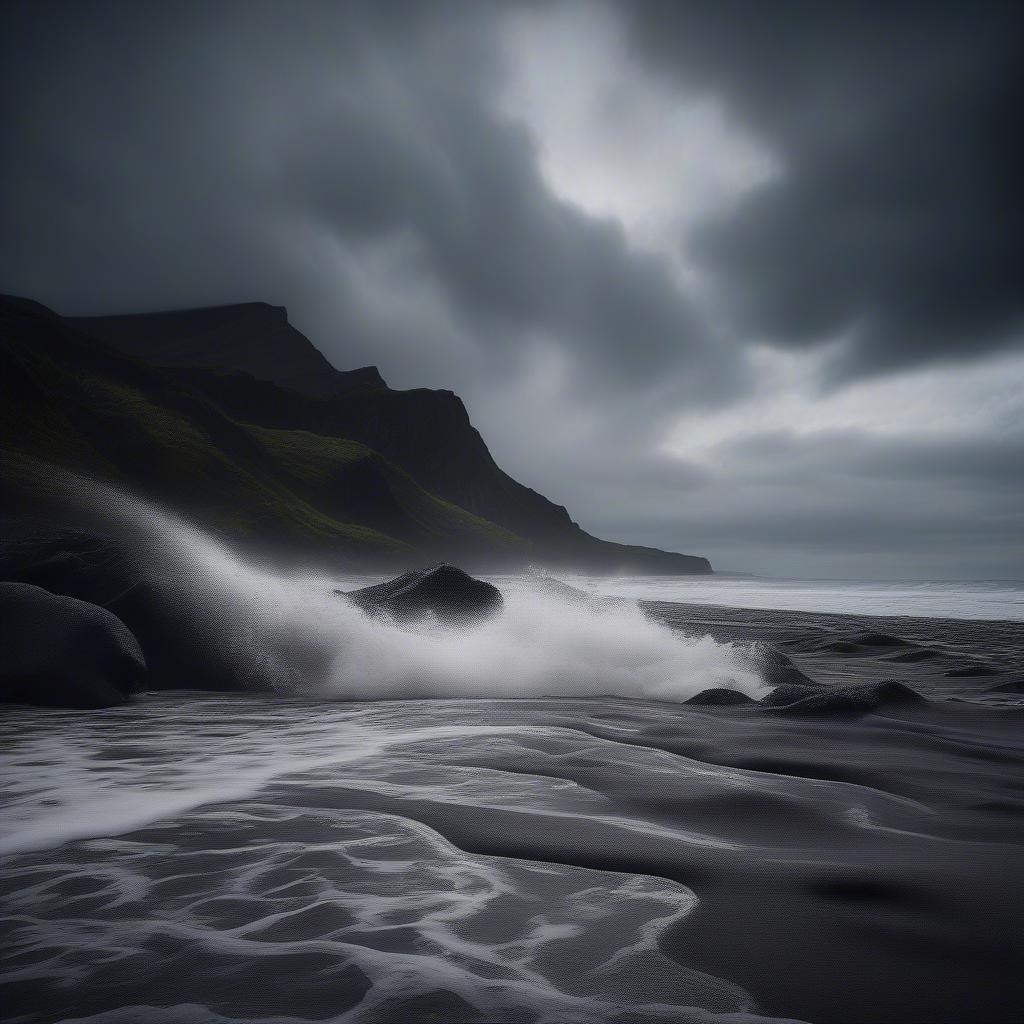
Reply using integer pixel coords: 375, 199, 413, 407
2, 0, 1021, 579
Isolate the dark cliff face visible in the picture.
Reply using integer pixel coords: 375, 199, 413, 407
66, 302, 579, 542
0, 298, 524, 566
68, 303, 383, 398
7, 296, 711, 573
171, 367, 580, 544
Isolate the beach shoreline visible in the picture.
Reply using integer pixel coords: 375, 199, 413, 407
1, 598, 1022, 1024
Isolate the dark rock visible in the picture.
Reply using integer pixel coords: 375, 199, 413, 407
759, 684, 824, 707
341, 564, 503, 625
761, 680, 926, 714
684, 688, 757, 706
0, 582, 145, 708
746, 643, 819, 687
0, 527, 244, 691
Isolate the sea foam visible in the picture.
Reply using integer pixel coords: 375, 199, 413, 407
74, 475, 767, 702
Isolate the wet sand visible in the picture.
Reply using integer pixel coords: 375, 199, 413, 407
1, 602, 1021, 1024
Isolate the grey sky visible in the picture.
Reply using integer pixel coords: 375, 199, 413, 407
2, 0, 1021, 578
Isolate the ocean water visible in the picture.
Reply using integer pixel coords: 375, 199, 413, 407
3, 483, 1023, 1023
0, 696, 810, 1024
4, 694, 1023, 1024
496, 574, 1024, 622
329, 573, 1024, 622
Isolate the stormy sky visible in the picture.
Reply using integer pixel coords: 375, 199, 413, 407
2, 0, 1022, 578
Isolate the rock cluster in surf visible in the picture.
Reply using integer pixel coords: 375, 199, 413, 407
0, 581, 146, 707
0, 537, 507, 707
684, 679, 926, 714
0, 528, 243, 699
1, 532, 933, 713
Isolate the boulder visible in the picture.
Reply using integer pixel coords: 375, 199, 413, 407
0, 527, 243, 691
0, 582, 146, 708
684, 687, 757, 706
341, 564, 503, 625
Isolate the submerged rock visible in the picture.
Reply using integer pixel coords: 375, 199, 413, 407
684, 688, 757, 706
341, 564, 503, 625
760, 680, 925, 714
0, 582, 146, 708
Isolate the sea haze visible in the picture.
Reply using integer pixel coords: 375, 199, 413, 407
330, 574, 1024, 622
495, 575, 1024, 622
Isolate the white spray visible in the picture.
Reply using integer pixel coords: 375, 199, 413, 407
72, 476, 766, 702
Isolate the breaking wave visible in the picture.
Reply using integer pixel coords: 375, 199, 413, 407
78, 477, 767, 702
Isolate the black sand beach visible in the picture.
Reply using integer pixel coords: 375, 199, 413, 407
2, 599, 1021, 1024
5, 2, 1023, 1020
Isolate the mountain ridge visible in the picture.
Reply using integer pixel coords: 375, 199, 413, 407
3, 295, 711, 573
67, 302, 385, 398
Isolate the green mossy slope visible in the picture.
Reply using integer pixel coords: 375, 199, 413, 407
1, 298, 528, 567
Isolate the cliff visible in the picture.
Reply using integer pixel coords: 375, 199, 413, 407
3, 295, 711, 573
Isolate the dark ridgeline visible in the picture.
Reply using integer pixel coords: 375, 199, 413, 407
2, 294, 710, 573
68, 303, 353, 398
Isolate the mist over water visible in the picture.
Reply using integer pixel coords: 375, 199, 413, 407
80, 479, 766, 702
537, 573, 1024, 622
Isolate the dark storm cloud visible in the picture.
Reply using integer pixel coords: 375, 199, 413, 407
626, 0, 1024, 379
0, 0, 731, 404
587, 428, 1024, 578
2, 0, 1021, 577
282, 60, 714, 387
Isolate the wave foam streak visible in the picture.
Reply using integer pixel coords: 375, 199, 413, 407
0, 698, 812, 1024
